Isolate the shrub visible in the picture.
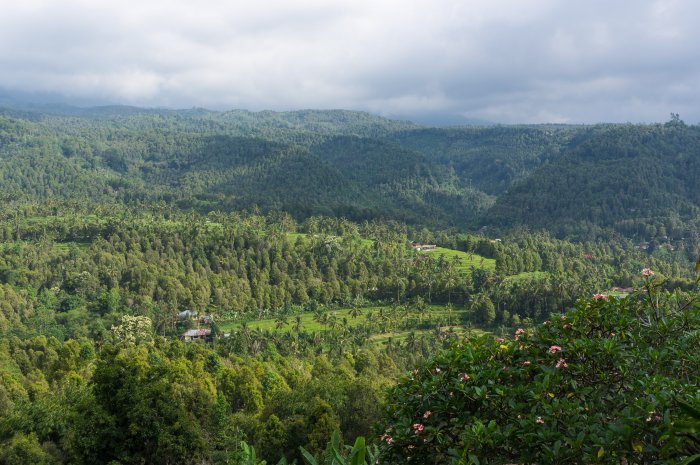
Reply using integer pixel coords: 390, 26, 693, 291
378, 280, 700, 464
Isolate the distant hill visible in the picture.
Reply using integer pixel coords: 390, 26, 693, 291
2, 106, 700, 241
390, 125, 580, 195
482, 121, 700, 241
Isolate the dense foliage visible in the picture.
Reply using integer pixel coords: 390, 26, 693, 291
3, 106, 700, 245
1, 105, 699, 463
485, 119, 700, 247
379, 276, 700, 464
0, 327, 402, 464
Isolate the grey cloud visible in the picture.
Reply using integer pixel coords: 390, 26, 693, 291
1, 0, 699, 123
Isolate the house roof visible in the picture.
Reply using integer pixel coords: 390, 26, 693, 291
183, 329, 211, 337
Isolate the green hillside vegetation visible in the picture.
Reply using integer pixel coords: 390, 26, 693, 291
391, 125, 580, 195
0, 106, 699, 463
379, 279, 700, 464
4, 108, 700, 249
422, 246, 497, 274
485, 119, 700, 245
220, 304, 471, 337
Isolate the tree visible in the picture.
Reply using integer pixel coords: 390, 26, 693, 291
0, 432, 55, 465
110, 315, 153, 345
76, 343, 216, 464
473, 295, 496, 325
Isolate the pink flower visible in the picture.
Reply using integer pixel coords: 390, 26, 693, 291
496, 337, 505, 343
407, 444, 415, 450
593, 293, 608, 300
515, 328, 526, 336
423, 410, 432, 419
548, 345, 562, 354
459, 373, 470, 382
536, 416, 544, 424
521, 361, 531, 366
412, 423, 424, 433
555, 358, 568, 369
641, 268, 654, 277
381, 434, 394, 444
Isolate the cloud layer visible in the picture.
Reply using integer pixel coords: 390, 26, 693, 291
2, 0, 699, 123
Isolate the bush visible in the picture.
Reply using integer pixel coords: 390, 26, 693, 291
378, 280, 700, 464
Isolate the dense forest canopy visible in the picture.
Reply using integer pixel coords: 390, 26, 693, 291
0, 105, 698, 464
3, 107, 700, 244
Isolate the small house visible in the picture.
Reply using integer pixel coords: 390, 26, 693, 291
410, 241, 437, 251
182, 328, 212, 342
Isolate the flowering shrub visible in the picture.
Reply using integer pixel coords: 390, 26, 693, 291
378, 286, 700, 464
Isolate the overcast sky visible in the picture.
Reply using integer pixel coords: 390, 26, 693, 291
1, 0, 699, 124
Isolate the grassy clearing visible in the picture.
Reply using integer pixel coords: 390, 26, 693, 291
219, 306, 376, 333
287, 233, 495, 275
422, 247, 496, 274
219, 304, 469, 334
369, 326, 489, 345
217, 303, 488, 348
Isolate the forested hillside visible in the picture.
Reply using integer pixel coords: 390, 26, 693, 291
4, 107, 700, 247
390, 125, 579, 195
0, 106, 699, 464
484, 118, 700, 243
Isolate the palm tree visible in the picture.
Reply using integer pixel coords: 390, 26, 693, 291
275, 315, 288, 331
327, 312, 338, 331
349, 306, 362, 319
240, 321, 251, 343
364, 311, 374, 332
405, 331, 418, 352
313, 308, 328, 329
293, 315, 303, 333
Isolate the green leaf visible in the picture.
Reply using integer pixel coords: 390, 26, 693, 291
674, 420, 699, 433
299, 446, 318, 465
680, 454, 700, 465
677, 398, 700, 420
348, 437, 366, 465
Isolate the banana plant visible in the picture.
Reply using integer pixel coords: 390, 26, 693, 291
239, 441, 288, 465
299, 432, 370, 465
